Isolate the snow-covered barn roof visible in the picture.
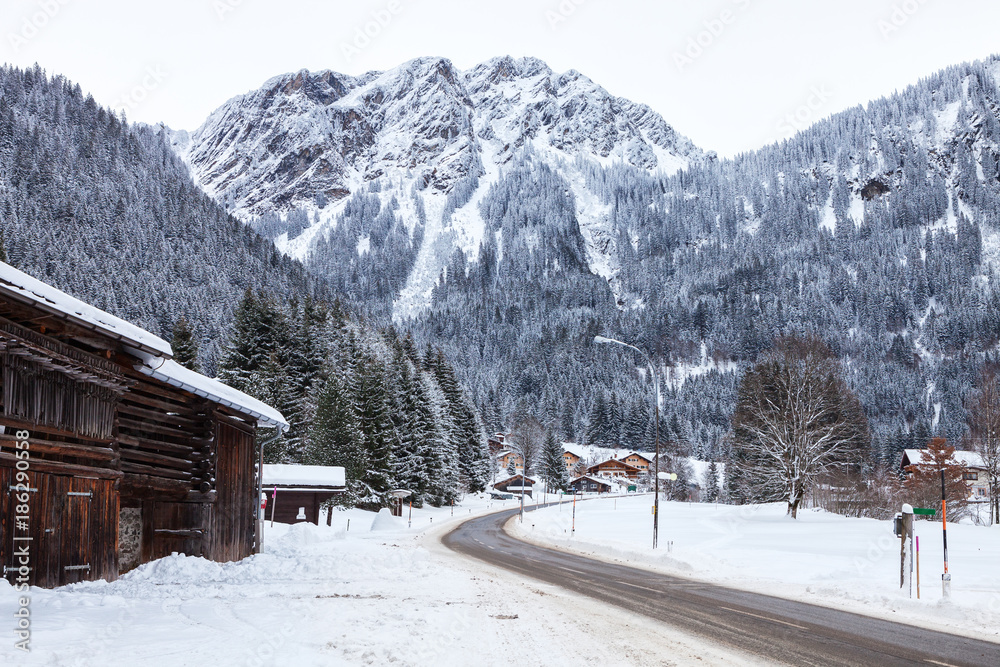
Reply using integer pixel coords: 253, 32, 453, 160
570, 475, 612, 487
262, 464, 346, 489
902, 449, 985, 468
0, 261, 172, 357
131, 351, 289, 431
0, 261, 289, 430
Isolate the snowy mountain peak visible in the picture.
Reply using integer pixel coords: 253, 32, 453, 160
173, 56, 703, 220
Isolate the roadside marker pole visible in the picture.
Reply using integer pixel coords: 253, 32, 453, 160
408, 500, 412, 529
916, 536, 921, 599
941, 470, 951, 599
572, 492, 576, 536
270, 485, 277, 527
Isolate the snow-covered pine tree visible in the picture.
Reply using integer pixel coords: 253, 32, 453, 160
307, 375, 364, 506
539, 430, 570, 492
171, 316, 200, 373
389, 348, 431, 506
704, 460, 720, 503
349, 349, 396, 508
429, 348, 491, 493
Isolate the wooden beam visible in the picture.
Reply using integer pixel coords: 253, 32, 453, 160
116, 433, 195, 457
0, 416, 115, 444
120, 461, 193, 481
119, 447, 196, 471
0, 433, 116, 462
0, 452, 123, 479
118, 403, 209, 429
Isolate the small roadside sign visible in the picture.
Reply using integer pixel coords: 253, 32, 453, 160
913, 507, 936, 516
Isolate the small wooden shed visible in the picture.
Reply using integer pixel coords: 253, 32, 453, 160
493, 474, 536, 498
0, 262, 288, 587
568, 475, 612, 494
262, 464, 346, 525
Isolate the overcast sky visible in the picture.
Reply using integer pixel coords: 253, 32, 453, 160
3, 0, 999, 157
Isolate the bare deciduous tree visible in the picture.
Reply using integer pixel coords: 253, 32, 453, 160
730, 335, 869, 518
509, 416, 545, 478
966, 370, 1000, 524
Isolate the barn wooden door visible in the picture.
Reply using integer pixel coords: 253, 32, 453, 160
210, 421, 256, 562
54, 476, 93, 584
2, 472, 116, 587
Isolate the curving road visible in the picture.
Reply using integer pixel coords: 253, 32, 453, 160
443, 503, 1000, 666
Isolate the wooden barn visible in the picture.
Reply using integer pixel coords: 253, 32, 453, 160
568, 475, 612, 494
0, 262, 288, 587
262, 464, 346, 525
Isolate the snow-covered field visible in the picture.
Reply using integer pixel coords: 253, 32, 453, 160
0, 495, 759, 667
511, 495, 1000, 640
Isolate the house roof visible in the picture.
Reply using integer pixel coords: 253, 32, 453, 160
0, 261, 172, 357
262, 464, 346, 489
618, 452, 653, 463
570, 475, 611, 487
902, 449, 985, 469
494, 474, 538, 487
589, 458, 641, 472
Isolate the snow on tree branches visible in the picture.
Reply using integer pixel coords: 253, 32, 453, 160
730, 335, 870, 518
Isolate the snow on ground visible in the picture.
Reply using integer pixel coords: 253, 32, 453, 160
511, 495, 1000, 641
0, 494, 759, 667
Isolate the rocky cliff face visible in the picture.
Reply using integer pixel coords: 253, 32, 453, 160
173, 56, 703, 221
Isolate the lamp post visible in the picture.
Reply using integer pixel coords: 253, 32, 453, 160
594, 335, 661, 549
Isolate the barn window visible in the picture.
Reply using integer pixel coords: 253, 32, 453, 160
0, 318, 128, 439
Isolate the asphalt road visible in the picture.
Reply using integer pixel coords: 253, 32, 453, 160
442, 503, 1000, 666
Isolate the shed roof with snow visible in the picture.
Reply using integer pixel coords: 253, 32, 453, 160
902, 449, 985, 469
263, 464, 347, 490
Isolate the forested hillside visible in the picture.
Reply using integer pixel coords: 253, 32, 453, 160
414, 56, 1000, 468
167, 56, 1000, 472
0, 64, 318, 373
0, 64, 492, 505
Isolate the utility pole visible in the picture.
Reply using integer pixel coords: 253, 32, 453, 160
594, 335, 661, 548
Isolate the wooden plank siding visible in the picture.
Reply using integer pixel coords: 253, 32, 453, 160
209, 420, 256, 562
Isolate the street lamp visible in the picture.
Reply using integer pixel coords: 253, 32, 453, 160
594, 335, 662, 549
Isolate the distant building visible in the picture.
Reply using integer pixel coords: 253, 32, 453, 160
493, 474, 536, 498
562, 449, 582, 472
619, 452, 654, 474
900, 449, 990, 501
262, 464, 346, 525
497, 450, 524, 473
568, 475, 612, 494
587, 458, 642, 481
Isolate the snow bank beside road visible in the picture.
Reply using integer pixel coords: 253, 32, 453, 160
0, 495, 758, 666
511, 496, 1000, 640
